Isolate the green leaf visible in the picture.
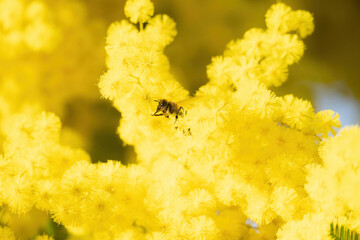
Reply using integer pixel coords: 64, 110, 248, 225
329, 223, 360, 240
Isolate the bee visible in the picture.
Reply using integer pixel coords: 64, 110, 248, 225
152, 99, 186, 123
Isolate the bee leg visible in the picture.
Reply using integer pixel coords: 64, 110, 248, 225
174, 107, 184, 123
178, 107, 184, 116
152, 111, 164, 116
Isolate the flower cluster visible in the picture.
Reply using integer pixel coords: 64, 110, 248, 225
0, 0, 358, 239
0, 109, 89, 238
0, 0, 59, 56
278, 127, 360, 239
96, 1, 342, 239
0, 0, 105, 118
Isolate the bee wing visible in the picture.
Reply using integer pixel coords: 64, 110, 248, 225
175, 96, 203, 107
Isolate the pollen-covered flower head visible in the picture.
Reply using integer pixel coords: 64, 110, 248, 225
1, 0, 352, 239
265, 3, 314, 39
0, 226, 15, 240
124, 0, 154, 24
34, 234, 54, 240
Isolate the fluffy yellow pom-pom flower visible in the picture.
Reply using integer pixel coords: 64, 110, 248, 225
0, 226, 15, 240
34, 234, 54, 240
124, 0, 154, 24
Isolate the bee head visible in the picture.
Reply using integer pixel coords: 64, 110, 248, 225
155, 99, 168, 111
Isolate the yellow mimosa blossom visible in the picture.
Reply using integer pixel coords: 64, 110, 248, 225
0, 110, 90, 218
0, 0, 105, 118
265, 3, 314, 38
0, 226, 15, 240
94, 0, 341, 238
0, 0, 358, 239
125, 0, 154, 24
34, 234, 54, 240
35, 235, 54, 240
